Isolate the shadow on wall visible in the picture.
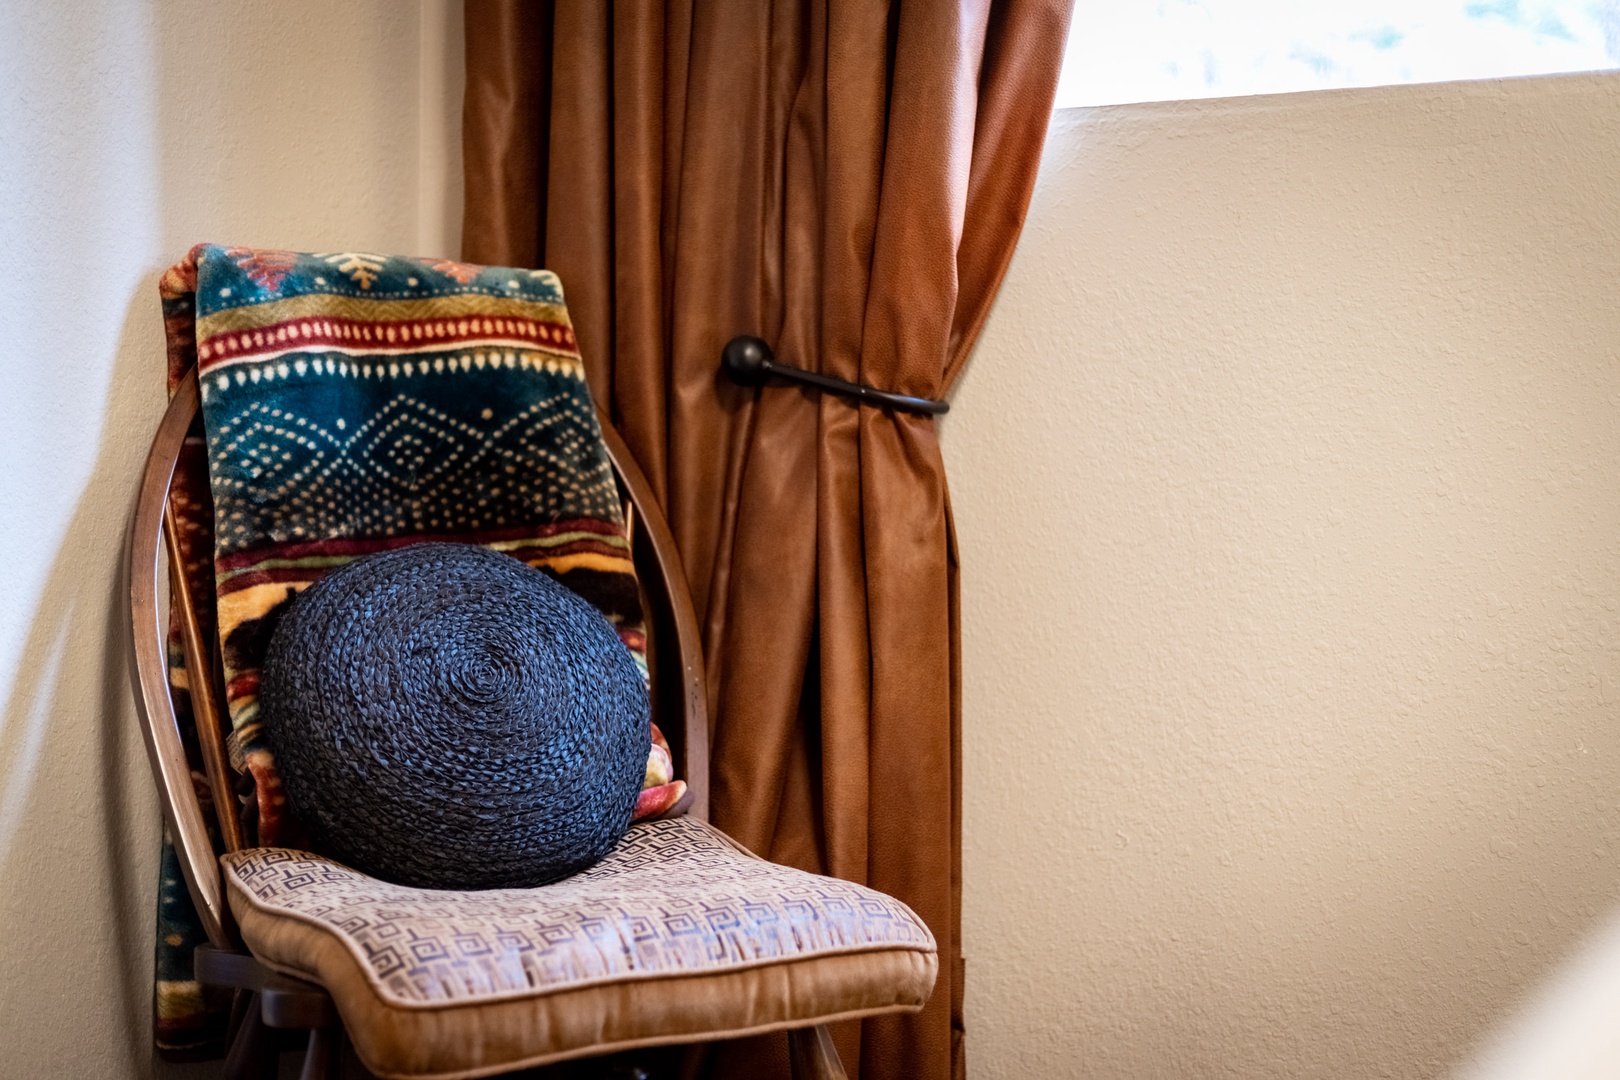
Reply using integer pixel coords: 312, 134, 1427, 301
0, 277, 213, 1079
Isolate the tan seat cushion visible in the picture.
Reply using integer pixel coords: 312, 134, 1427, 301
221, 816, 936, 1079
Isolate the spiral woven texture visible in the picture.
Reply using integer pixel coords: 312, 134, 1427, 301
260, 543, 650, 889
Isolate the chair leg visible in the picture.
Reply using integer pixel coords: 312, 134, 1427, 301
787, 1025, 848, 1080
675, 1040, 708, 1080
223, 992, 277, 1080
224, 987, 253, 1049
298, 1023, 344, 1080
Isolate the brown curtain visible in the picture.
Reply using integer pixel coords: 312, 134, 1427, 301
461, 3, 1072, 1076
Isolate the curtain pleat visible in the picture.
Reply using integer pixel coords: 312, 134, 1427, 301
462, 3, 1072, 1074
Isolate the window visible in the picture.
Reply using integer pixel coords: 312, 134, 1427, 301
1056, 0, 1620, 108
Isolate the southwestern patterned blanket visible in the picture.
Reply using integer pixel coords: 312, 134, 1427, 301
152, 244, 686, 1057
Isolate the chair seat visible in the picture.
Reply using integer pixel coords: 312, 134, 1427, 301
221, 816, 936, 1079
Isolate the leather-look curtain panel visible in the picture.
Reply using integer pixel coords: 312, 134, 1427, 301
462, 3, 1071, 1076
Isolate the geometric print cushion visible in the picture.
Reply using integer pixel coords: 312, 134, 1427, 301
221, 816, 937, 1078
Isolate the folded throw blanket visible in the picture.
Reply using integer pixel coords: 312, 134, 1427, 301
151, 244, 686, 1056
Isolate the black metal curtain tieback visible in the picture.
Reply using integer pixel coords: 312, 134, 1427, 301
720, 335, 949, 416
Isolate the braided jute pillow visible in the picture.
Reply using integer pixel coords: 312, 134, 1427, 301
259, 543, 651, 889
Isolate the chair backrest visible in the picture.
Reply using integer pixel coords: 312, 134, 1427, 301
127, 366, 708, 948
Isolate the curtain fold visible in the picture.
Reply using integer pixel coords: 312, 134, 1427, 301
462, 3, 1072, 1075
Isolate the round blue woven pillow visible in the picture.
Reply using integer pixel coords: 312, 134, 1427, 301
259, 542, 650, 889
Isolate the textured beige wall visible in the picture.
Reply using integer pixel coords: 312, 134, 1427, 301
946, 74, 1620, 1079
0, 3, 459, 1076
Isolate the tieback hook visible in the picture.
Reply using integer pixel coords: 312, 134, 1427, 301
720, 336, 948, 416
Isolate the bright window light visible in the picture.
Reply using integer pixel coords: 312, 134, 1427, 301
1056, 0, 1620, 108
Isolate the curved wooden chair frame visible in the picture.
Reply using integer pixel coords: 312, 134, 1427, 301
127, 367, 842, 1079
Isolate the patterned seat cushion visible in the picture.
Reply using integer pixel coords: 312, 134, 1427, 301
221, 816, 937, 1079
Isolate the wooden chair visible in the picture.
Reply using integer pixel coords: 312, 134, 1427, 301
128, 367, 935, 1079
